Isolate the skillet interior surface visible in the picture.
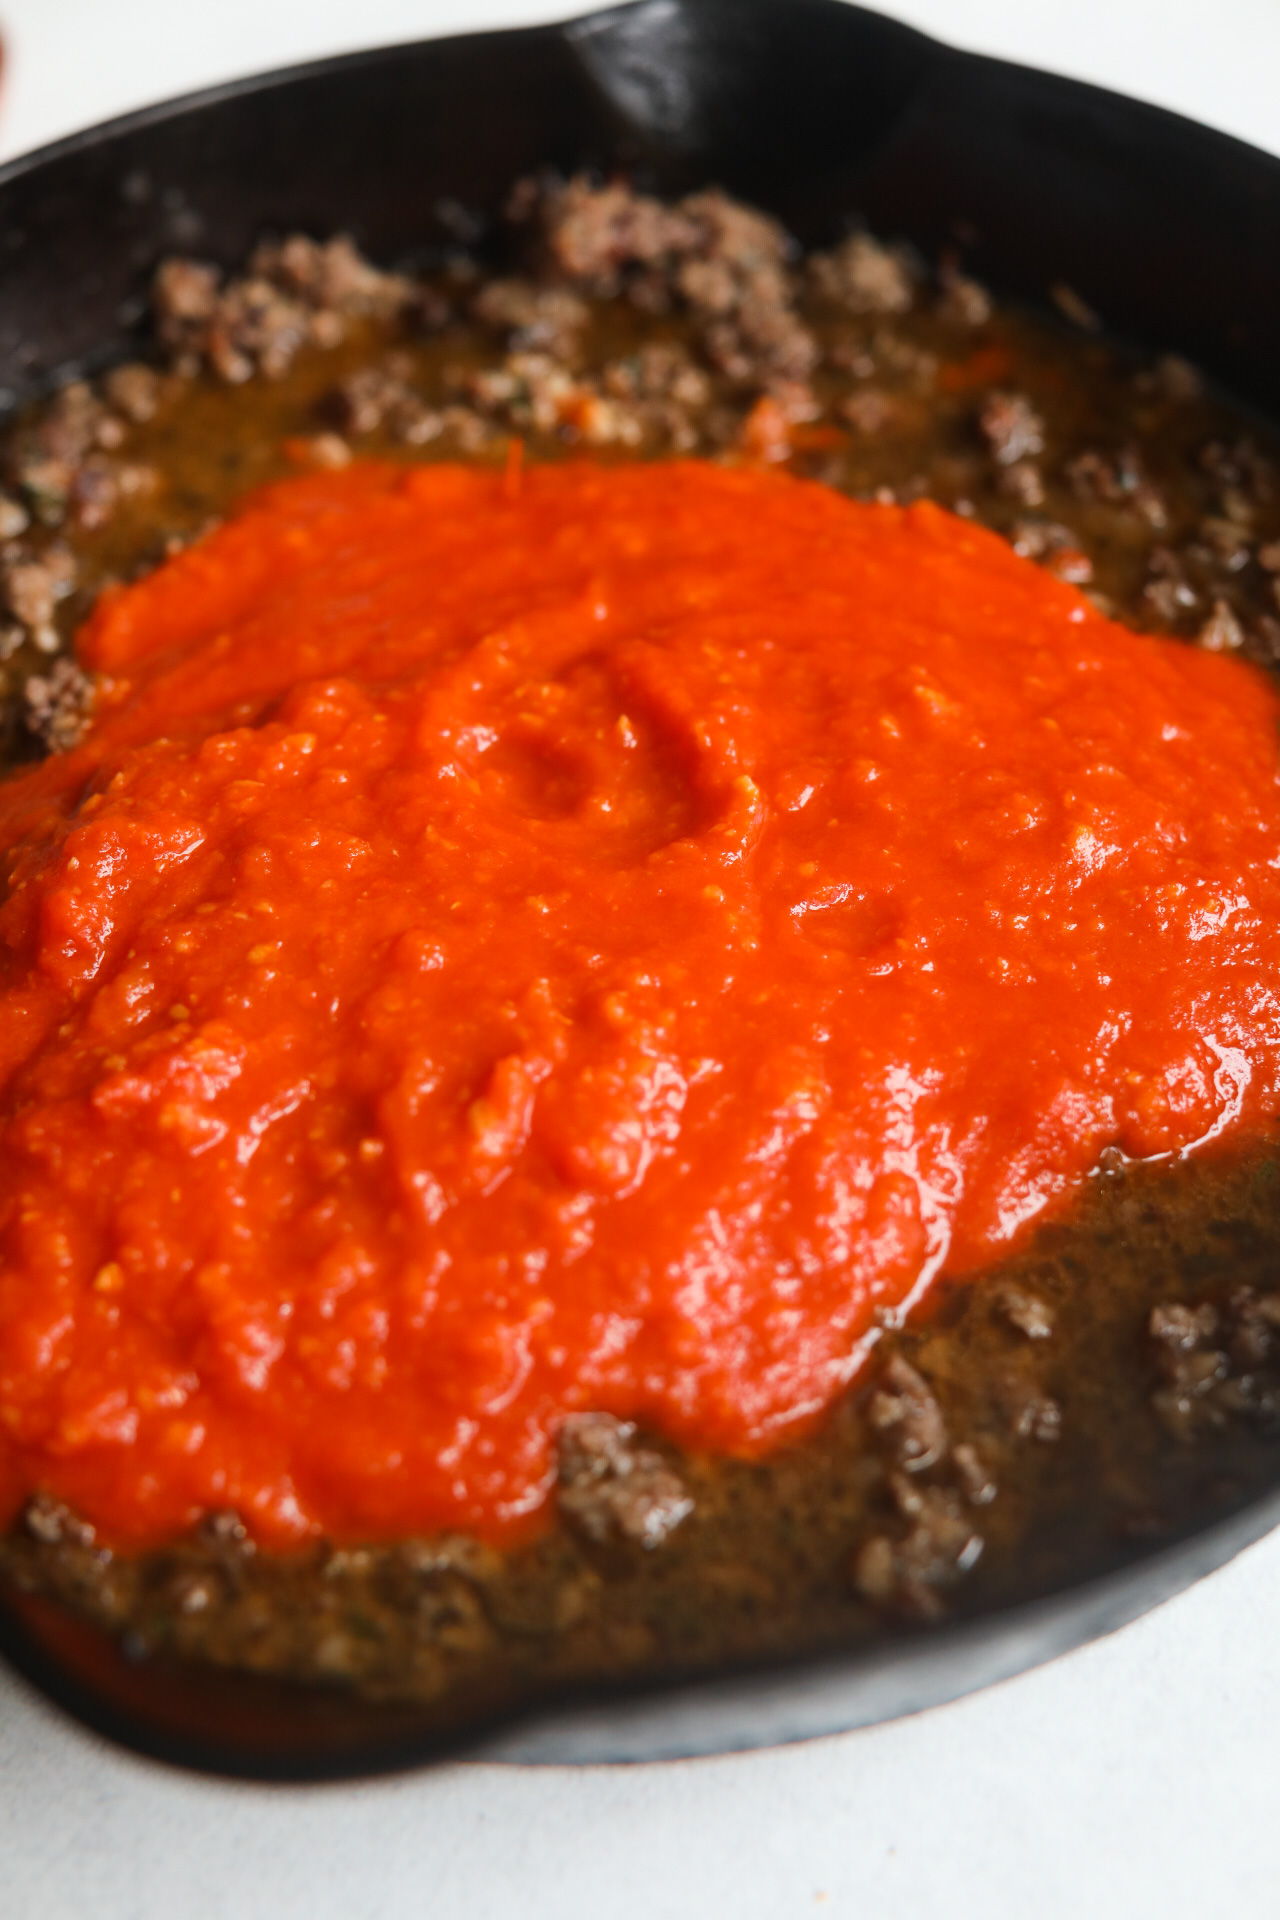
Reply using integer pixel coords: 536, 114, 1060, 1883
3, 0, 1280, 1774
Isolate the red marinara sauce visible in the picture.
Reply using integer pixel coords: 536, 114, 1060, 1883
2, 459, 1280, 1548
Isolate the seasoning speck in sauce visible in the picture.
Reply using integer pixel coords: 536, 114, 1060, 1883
2, 457, 1280, 1552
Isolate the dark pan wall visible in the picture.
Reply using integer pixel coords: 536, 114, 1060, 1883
0, 0, 1277, 416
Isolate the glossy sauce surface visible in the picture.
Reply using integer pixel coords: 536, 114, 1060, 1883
2, 459, 1280, 1547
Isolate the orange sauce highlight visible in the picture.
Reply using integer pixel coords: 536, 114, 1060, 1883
2, 459, 1280, 1547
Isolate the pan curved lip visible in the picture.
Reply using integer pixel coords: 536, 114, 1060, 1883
4, 1482, 1278, 1779
481, 1483, 1280, 1765
2, 0, 1278, 199
1, 0, 1280, 1772
0, 20, 554, 192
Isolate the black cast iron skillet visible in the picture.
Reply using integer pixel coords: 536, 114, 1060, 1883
3, 0, 1280, 1777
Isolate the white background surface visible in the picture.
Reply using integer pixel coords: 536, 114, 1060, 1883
1, 4, 1279, 1916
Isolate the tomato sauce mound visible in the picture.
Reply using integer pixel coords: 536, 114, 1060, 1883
3, 459, 1280, 1548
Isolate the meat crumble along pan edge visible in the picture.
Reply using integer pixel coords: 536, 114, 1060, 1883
2, 177, 1280, 1732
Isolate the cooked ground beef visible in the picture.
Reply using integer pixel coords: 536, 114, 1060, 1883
556, 1413, 695, 1549
3, 176, 1280, 1743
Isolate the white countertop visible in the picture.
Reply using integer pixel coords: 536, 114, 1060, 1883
1, 4, 1278, 1915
